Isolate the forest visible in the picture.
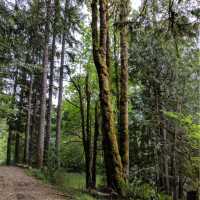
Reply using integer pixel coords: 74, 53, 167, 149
0, 0, 199, 199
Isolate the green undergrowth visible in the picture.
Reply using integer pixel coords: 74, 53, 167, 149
26, 168, 103, 200
26, 168, 172, 200
0, 120, 8, 164
123, 179, 172, 200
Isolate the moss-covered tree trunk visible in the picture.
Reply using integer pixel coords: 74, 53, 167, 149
91, 0, 125, 194
92, 101, 100, 188
119, 0, 130, 179
113, 27, 120, 129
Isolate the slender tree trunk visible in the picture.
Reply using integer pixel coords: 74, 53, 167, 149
72, 74, 93, 189
114, 28, 120, 127
45, 0, 59, 163
7, 127, 13, 165
178, 178, 183, 199
91, 0, 125, 195
7, 71, 18, 165
15, 72, 25, 165
37, 0, 51, 168
29, 82, 39, 166
85, 74, 93, 188
15, 132, 20, 164
92, 101, 100, 188
172, 128, 178, 200
29, 120, 33, 166
55, 31, 65, 168
79, 88, 86, 150
106, 8, 111, 76
172, 99, 181, 200
119, 0, 130, 179
24, 76, 33, 164
77, 86, 93, 188
163, 124, 170, 194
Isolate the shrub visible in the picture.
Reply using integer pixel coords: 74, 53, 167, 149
126, 180, 172, 200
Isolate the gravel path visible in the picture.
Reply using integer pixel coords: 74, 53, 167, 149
0, 166, 70, 200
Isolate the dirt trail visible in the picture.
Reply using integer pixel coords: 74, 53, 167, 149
0, 166, 70, 200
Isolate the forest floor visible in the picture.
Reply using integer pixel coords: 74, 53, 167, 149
0, 166, 72, 200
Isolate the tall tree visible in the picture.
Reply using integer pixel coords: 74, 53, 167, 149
55, 30, 65, 167
85, 73, 93, 188
91, 0, 125, 194
45, 0, 60, 163
119, 0, 130, 179
37, 0, 51, 168
55, 0, 70, 168
24, 75, 33, 164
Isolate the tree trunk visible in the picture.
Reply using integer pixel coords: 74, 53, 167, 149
24, 76, 33, 164
172, 99, 181, 200
91, 0, 125, 195
163, 125, 170, 194
172, 127, 178, 200
85, 74, 93, 188
37, 0, 51, 168
45, 0, 59, 164
7, 71, 18, 165
15, 132, 20, 164
106, 8, 111, 76
92, 101, 100, 188
15, 72, 25, 165
7, 127, 12, 165
114, 27, 120, 129
119, 0, 130, 179
77, 86, 92, 188
29, 82, 40, 166
55, 31, 65, 168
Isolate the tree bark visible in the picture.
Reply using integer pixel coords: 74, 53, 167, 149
7, 127, 13, 165
119, 0, 130, 179
163, 124, 170, 194
15, 132, 20, 164
24, 76, 33, 164
55, 0, 68, 168
85, 74, 93, 188
172, 129, 178, 200
172, 99, 181, 200
55, 30, 65, 168
15, 72, 25, 165
113, 27, 120, 128
91, 0, 125, 195
92, 101, 100, 188
29, 80, 40, 166
37, 0, 51, 168
45, 0, 59, 164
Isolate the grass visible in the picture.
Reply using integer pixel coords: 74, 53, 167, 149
26, 168, 104, 200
